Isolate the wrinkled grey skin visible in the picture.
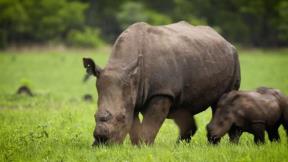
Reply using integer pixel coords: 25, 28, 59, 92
83, 21, 241, 145
207, 87, 288, 144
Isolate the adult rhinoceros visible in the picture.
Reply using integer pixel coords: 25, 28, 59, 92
83, 21, 240, 145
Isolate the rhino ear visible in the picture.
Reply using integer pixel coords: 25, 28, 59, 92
124, 55, 143, 76
83, 58, 102, 78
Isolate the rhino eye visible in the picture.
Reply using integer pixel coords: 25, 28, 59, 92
219, 121, 224, 126
224, 116, 229, 120
116, 114, 126, 122
96, 111, 112, 122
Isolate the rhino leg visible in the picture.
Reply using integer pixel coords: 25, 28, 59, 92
171, 109, 197, 143
228, 125, 242, 144
129, 112, 141, 145
138, 96, 171, 145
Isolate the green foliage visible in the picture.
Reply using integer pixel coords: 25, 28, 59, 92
172, 0, 206, 25
170, 0, 288, 46
0, 0, 28, 48
66, 27, 105, 48
276, 1, 288, 43
117, 2, 172, 30
0, 30, 7, 49
0, 0, 28, 30
1, 0, 288, 47
0, 0, 88, 47
23, 0, 87, 40
0, 49, 288, 161
145, 10, 172, 26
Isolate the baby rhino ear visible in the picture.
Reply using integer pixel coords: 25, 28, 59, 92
83, 58, 102, 78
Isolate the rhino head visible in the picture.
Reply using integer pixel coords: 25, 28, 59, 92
83, 56, 142, 145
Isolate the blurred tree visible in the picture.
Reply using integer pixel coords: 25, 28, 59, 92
0, 0, 29, 48
24, 0, 87, 41
1, 0, 288, 48
116, 2, 171, 30
192, 0, 288, 46
85, 0, 126, 42
142, 0, 175, 13
236, 0, 280, 46
0, 0, 87, 47
66, 27, 104, 48
273, 0, 288, 45
172, 0, 206, 25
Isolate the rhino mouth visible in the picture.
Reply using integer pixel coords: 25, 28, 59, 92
93, 134, 109, 146
208, 134, 221, 144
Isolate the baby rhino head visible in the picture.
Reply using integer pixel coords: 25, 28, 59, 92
207, 91, 240, 144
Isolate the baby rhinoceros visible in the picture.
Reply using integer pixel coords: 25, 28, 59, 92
207, 87, 288, 144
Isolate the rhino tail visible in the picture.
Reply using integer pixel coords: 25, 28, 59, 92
230, 46, 241, 91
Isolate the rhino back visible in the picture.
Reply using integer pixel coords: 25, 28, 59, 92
107, 22, 239, 113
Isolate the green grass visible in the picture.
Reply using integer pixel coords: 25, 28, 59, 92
0, 49, 288, 162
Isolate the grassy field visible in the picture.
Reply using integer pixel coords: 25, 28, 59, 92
0, 48, 288, 162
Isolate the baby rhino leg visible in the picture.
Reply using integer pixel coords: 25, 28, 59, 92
251, 123, 265, 144
228, 125, 242, 144
282, 107, 288, 138
267, 125, 280, 142
283, 121, 288, 139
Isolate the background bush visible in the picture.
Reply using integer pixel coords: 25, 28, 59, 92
116, 2, 172, 30
66, 27, 104, 48
1, 0, 288, 48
